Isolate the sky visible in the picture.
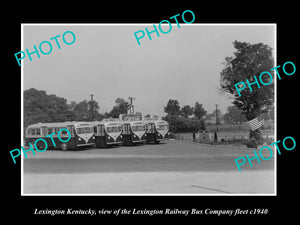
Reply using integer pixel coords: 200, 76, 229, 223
23, 24, 275, 117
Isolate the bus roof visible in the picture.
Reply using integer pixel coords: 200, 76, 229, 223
27, 121, 93, 128
122, 120, 146, 125
91, 120, 122, 126
143, 119, 169, 124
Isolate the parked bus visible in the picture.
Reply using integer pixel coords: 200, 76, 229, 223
119, 113, 146, 145
25, 121, 95, 150
93, 119, 123, 147
144, 118, 170, 143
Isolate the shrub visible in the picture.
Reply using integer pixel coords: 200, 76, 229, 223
246, 138, 258, 148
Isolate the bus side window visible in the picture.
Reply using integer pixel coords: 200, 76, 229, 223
55, 127, 60, 134
48, 128, 54, 134
60, 129, 67, 134
59, 128, 68, 136
41, 126, 47, 136
69, 126, 75, 136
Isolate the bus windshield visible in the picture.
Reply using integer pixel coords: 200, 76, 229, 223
76, 127, 94, 134
157, 124, 169, 130
132, 125, 146, 132
106, 126, 122, 133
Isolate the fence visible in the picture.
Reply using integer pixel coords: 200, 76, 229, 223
174, 132, 275, 146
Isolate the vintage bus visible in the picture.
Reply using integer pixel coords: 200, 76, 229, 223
144, 118, 170, 144
25, 121, 95, 150
92, 119, 123, 147
119, 113, 147, 145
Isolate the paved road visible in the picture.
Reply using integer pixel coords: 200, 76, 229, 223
22, 140, 275, 194
23, 140, 274, 173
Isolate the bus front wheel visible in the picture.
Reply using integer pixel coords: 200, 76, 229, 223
61, 143, 68, 151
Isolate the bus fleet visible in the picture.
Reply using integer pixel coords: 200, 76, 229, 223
24, 114, 170, 150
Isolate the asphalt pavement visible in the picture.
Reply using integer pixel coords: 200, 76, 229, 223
22, 140, 275, 194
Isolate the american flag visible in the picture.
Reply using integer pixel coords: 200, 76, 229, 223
248, 118, 265, 131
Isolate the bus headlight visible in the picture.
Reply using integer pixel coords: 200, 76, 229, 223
78, 137, 82, 141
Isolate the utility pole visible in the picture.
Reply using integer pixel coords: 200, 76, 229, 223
128, 96, 135, 114
215, 104, 219, 132
214, 104, 219, 142
90, 94, 94, 121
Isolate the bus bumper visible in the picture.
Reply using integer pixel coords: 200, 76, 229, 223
132, 139, 146, 143
107, 141, 123, 145
77, 143, 95, 147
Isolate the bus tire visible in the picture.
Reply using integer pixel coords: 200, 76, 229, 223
36, 141, 46, 151
61, 143, 68, 151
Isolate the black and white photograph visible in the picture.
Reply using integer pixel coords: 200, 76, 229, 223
4, 3, 299, 221
21, 24, 276, 195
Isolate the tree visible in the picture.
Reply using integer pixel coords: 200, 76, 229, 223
24, 88, 72, 127
163, 100, 206, 133
204, 113, 214, 121
71, 100, 90, 121
220, 41, 274, 143
212, 108, 222, 125
260, 105, 274, 121
163, 114, 205, 133
180, 105, 194, 118
144, 114, 151, 118
223, 105, 247, 124
194, 102, 207, 120
164, 99, 180, 115
71, 100, 103, 121
108, 98, 129, 118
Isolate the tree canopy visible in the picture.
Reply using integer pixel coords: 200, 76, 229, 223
164, 99, 180, 115
194, 102, 207, 120
223, 105, 247, 124
220, 41, 274, 143
220, 41, 274, 120
108, 98, 129, 118
24, 88, 104, 127
24, 88, 72, 127
163, 99, 206, 133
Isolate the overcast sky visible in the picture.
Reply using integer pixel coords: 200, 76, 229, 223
23, 24, 275, 116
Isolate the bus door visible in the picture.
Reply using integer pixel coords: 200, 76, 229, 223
96, 124, 106, 147
66, 125, 75, 136
146, 123, 156, 143
122, 123, 132, 145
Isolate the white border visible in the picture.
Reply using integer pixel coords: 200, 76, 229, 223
21, 23, 277, 196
